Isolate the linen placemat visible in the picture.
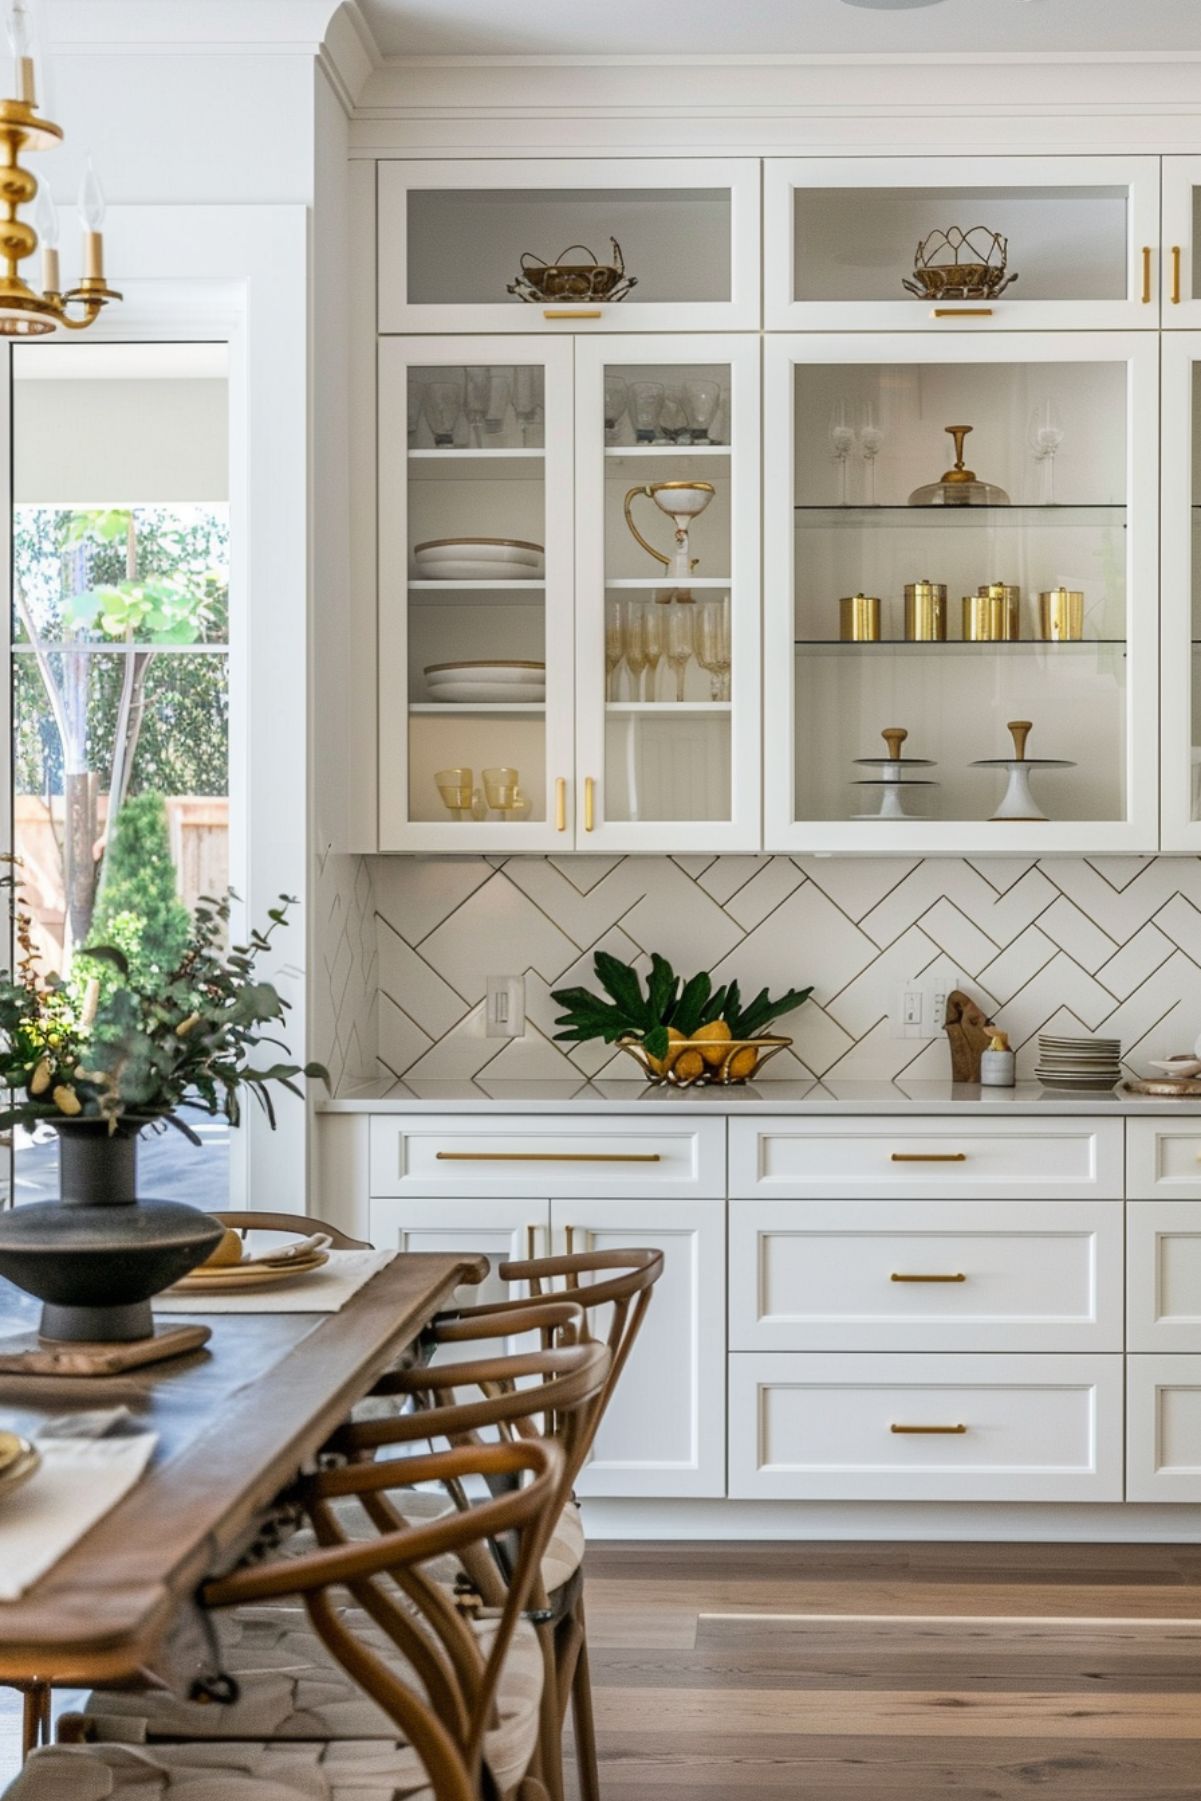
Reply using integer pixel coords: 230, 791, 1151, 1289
0, 1410, 158, 1602
154, 1247, 396, 1314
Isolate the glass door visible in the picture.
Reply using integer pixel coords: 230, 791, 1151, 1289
766, 156, 1160, 331
574, 335, 760, 851
764, 332, 1158, 855
377, 337, 575, 851
378, 159, 761, 333
1161, 333, 1201, 848
1163, 157, 1201, 326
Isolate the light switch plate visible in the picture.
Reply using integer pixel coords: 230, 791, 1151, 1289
486, 975, 526, 1038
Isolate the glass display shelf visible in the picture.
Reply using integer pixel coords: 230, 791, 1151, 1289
794, 505, 1127, 528
794, 638, 1128, 651
408, 702, 546, 715
604, 445, 730, 458
606, 701, 731, 715
605, 577, 730, 589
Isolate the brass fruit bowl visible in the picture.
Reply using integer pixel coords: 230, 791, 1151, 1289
618, 1034, 792, 1087
508, 239, 638, 304
902, 226, 1018, 302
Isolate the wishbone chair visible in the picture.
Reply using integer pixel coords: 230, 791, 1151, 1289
211, 1211, 371, 1251
33, 1438, 564, 1801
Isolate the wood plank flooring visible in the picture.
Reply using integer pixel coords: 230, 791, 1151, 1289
568, 1541, 1201, 1799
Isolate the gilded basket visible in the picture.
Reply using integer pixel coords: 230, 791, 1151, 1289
617, 1034, 792, 1087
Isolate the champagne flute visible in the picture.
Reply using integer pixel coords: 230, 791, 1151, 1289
465, 365, 490, 447
622, 600, 648, 702
513, 366, 540, 447
697, 598, 731, 701
422, 373, 465, 448
641, 603, 665, 702
605, 602, 624, 701
858, 400, 884, 506
1028, 398, 1065, 503
603, 373, 628, 446
666, 605, 695, 704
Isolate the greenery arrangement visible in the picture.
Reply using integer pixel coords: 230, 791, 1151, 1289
0, 882, 326, 1138
552, 950, 812, 1079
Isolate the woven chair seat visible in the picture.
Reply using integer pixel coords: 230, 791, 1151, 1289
5, 1741, 436, 1801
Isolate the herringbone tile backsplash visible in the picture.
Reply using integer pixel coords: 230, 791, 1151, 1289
316, 853, 1201, 1088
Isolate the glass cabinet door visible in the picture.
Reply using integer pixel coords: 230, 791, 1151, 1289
377, 337, 575, 851
764, 332, 1158, 855
575, 335, 760, 851
378, 159, 761, 333
1161, 333, 1201, 848
765, 157, 1160, 331
1163, 157, 1201, 326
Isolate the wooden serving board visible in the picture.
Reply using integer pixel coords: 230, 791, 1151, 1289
0, 1323, 211, 1376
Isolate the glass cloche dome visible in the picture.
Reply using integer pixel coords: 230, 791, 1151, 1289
908, 424, 1010, 507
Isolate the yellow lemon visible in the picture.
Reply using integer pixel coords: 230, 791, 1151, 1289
645, 1025, 685, 1078
694, 1019, 733, 1068
673, 1049, 705, 1083
201, 1227, 245, 1270
727, 1046, 760, 1082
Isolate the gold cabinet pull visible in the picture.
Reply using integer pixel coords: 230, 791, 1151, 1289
1172, 244, 1182, 305
543, 308, 601, 320
584, 776, 595, 832
891, 1423, 968, 1435
564, 1224, 575, 1256
891, 1272, 967, 1283
436, 1151, 661, 1163
890, 1152, 967, 1163
1142, 245, 1152, 303
555, 777, 567, 832
525, 1222, 538, 1260
931, 307, 993, 318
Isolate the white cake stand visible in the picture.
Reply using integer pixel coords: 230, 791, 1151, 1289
852, 726, 938, 821
971, 720, 1075, 822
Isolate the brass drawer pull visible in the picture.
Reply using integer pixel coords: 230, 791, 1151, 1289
435, 1151, 662, 1163
931, 307, 992, 317
1142, 245, 1152, 304
543, 308, 601, 320
584, 776, 596, 832
891, 1423, 968, 1435
555, 777, 567, 832
890, 1152, 967, 1163
1172, 244, 1182, 305
890, 1272, 967, 1283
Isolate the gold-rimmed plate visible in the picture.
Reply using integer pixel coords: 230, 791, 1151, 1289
169, 1251, 330, 1295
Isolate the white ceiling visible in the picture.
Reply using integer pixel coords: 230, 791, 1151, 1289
359, 0, 1201, 57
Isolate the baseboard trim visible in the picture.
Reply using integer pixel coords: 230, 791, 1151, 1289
580, 1498, 1201, 1542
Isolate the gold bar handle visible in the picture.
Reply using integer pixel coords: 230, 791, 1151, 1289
584, 776, 595, 833
931, 307, 993, 318
555, 777, 567, 832
526, 1223, 538, 1260
564, 1224, 575, 1256
1172, 244, 1182, 305
436, 1151, 661, 1163
890, 1152, 967, 1163
1142, 245, 1152, 304
543, 308, 602, 320
891, 1423, 968, 1435
891, 1272, 967, 1283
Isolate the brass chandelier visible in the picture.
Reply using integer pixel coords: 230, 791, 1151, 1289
0, 0, 119, 335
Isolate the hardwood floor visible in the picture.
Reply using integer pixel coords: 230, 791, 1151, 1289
568, 1541, 1201, 1798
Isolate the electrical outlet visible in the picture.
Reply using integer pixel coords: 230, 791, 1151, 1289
485, 975, 525, 1039
892, 968, 961, 1040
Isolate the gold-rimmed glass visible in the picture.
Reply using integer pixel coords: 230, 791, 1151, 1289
697, 597, 731, 701
666, 605, 695, 703
641, 604, 665, 703
620, 599, 647, 701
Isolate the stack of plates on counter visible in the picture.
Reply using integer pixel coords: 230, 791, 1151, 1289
413, 538, 545, 582
425, 660, 546, 704
1036, 1033, 1122, 1091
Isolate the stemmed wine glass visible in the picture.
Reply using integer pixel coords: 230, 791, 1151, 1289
603, 374, 629, 446
666, 606, 695, 704
696, 598, 731, 701
621, 600, 647, 701
423, 372, 465, 448
465, 365, 491, 448
684, 378, 721, 445
1028, 399, 1065, 503
641, 604, 665, 702
830, 399, 855, 505
512, 366, 540, 447
857, 401, 884, 505
485, 369, 512, 442
629, 381, 665, 444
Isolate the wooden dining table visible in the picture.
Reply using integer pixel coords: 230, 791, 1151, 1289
0, 1251, 487, 1687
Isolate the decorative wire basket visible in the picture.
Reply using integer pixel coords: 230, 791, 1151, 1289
902, 226, 1018, 301
617, 1034, 792, 1087
507, 239, 638, 304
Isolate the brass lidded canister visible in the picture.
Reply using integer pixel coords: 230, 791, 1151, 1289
962, 594, 997, 641
977, 581, 1021, 641
839, 592, 882, 642
904, 578, 947, 641
1038, 586, 1084, 641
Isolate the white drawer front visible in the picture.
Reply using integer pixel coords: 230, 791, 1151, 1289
730, 1200, 1123, 1352
368, 1114, 725, 1199
729, 1352, 1123, 1501
1127, 1355, 1201, 1501
1127, 1201, 1201, 1350
1127, 1120, 1201, 1200
729, 1117, 1123, 1200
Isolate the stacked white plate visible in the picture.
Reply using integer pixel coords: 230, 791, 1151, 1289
413, 538, 545, 582
1036, 1033, 1122, 1090
425, 660, 546, 704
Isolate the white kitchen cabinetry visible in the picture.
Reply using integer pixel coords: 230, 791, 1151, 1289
1127, 1118, 1201, 1199
369, 1195, 548, 1318
550, 1200, 726, 1499
377, 159, 761, 334
763, 330, 1159, 855
729, 1351, 1124, 1503
1127, 1201, 1201, 1352
1159, 333, 1201, 849
1127, 1355, 1201, 1501
1161, 158, 1201, 326
765, 157, 1161, 332
729, 1199, 1124, 1354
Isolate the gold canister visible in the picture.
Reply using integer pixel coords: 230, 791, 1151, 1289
977, 582, 1021, 641
839, 592, 881, 642
1038, 586, 1084, 641
962, 594, 999, 641
904, 579, 947, 642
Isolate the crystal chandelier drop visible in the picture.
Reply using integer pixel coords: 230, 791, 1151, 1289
0, 0, 120, 335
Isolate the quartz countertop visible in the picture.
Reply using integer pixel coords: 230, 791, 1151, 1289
317, 1077, 1201, 1117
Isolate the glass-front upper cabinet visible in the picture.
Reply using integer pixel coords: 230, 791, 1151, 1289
377, 159, 760, 333
1162, 159, 1201, 326
377, 337, 575, 852
765, 157, 1161, 331
575, 336, 760, 851
764, 333, 1158, 855
1161, 334, 1201, 848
